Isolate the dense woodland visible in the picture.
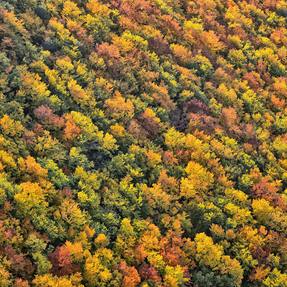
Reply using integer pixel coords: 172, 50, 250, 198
0, 0, 287, 286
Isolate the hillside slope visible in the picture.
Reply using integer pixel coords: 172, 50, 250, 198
0, 0, 287, 286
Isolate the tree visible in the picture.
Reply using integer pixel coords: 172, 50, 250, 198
185, 161, 214, 194
115, 218, 137, 262
18, 156, 47, 179
0, 115, 24, 137
49, 244, 80, 276
164, 265, 188, 287
202, 30, 224, 53
119, 261, 141, 287
14, 182, 48, 217
34, 105, 65, 128
170, 44, 193, 66
252, 199, 287, 232
63, 115, 81, 142
263, 268, 287, 287
105, 91, 134, 121
58, 199, 87, 230
67, 79, 95, 107
84, 248, 114, 287
0, 264, 11, 287
0, 150, 17, 171
193, 233, 243, 287
33, 273, 84, 287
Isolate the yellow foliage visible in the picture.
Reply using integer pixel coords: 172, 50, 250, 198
65, 241, 84, 262
139, 223, 161, 252
21, 71, 51, 99
165, 129, 207, 159
18, 156, 47, 178
180, 177, 196, 198
185, 161, 214, 192
165, 128, 186, 148
224, 188, 248, 203
15, 182, 48, 215
0, 150, 16, 170
105, 91, 134, 120
263, 268, 287, 287
147, 251, 165, 271
194, 233, 223, 269
86, 0, 111, 16
224, 203, 252, 226
112, 35, 134, 53
194, 233, 243, 286
1, 9, 27, 35
217, 83, 238, 103
142, 108, 161, 124
145, 150, 161, 166
238, 226, 265, 247
225, 5, 252, 28
84, 249, 113, 286
49, 17, 77, 44
44, 67, 67, 95
94, 233, 109, 247
102, 133, 118, 151
210, 224, 225, 238
59, 199, 86, 227
33, 273, 84, 287
0, 115, 24, 137
0, 266, 12, 287
68, 79, 93, 105
56, 56, 74, 71
252, 199, 287, 232
170, 44, 192, 64
142, 183, 171, 211
62, 1, 81, 17
164, 265, 188, 287
65, 111, 101, 141
110, 124, 126, 138
74, 166, 101, 192
273, 134, 287, 154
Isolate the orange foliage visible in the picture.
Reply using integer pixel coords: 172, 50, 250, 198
119, 261, 141, 287
105, 91, 134, 119
63, 115, 81, 141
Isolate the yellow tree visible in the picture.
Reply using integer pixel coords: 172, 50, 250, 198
33, 273, 84, 287
14, 182, 48, 216
18, 156, 48, 179
84, 248, 114, 287
0, 115, 24, 137
184, 161, 214, 194
193, 233, 243, 286
105, 91, 134, 120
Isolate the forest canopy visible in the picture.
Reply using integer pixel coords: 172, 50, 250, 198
0, 0, 287, 286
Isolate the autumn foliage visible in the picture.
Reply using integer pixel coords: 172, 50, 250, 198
0, 0, 286, 286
